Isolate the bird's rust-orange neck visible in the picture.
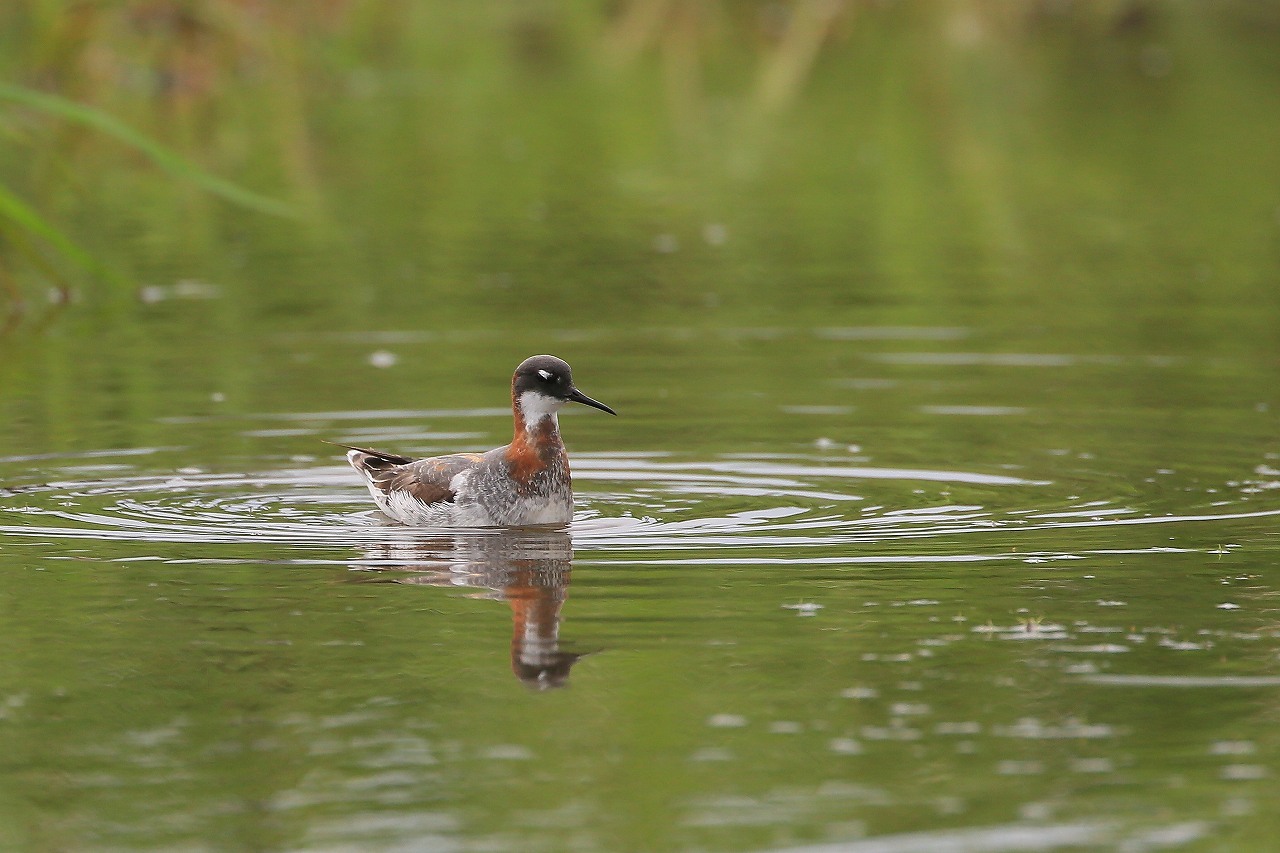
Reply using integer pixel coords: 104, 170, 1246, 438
507, 390, 565, 482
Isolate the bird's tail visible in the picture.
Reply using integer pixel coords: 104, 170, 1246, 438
322, 439, 416, 469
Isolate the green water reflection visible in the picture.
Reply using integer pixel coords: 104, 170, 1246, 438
2, 3, 1280, 851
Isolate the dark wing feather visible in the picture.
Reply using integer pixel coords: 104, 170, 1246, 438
325, 441, 417, 466
332, 439, 485, 507
374, 453, 486, 505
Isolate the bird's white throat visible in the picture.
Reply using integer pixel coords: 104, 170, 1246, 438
518, 391, 564, 431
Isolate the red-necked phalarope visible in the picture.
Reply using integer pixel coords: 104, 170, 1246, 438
336, 355, 615, 526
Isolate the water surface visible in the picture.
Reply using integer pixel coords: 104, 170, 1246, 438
3, 324, 1279, 851
2, 4, 1280, 850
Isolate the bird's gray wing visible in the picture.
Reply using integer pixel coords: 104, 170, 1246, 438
342, 444, 484, 506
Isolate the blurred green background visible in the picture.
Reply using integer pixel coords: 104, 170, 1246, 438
3, 0, 1278, 325
2, 0, 1279, 459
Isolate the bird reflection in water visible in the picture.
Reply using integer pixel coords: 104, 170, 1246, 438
353, 529, 586, 689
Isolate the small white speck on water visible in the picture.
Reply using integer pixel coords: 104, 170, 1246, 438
782, 405, 853, 416
707, 714, 747, 728
935, 796, 965, 816
1019, 802, 1053, 821
1218, 603, 1241, 610
1159, 637, 1209, 651
702, 222, 729, 246
652, 233, 679, 253
994, 718, 1115, 739
828, 737, 863, 755
861, 725, 920, 741
1221, 765, 1267, 781
1210, 741, 1257, 756
483, 744, 533, 761
477, 271, 514, 290
138, 279, 221, 304
840, 687, 878, 700
782, 602, 823, 616
1222, 797, 1255, 817
368, 350, 398, 368
210, 392, 226, 403
996, 760, 1045, 776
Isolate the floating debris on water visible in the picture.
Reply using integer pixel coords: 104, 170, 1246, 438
828, 737, 863, 755
482, 744, 533, 761
138, 279, 222, 304
652, 233, 679, 253
368, 350, 398, 368
1211, 742, 1257, 756
782, 601, 824, 616
1221, 765, 1268, 781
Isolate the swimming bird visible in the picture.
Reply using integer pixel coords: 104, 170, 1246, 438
337, 355, 616, 526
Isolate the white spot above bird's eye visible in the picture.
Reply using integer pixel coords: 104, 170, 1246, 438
537, 369, 553, 381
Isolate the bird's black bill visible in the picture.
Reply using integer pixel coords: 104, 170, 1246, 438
566, 387, 617, 415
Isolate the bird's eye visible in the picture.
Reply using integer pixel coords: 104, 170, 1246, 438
537, 369, 554, 382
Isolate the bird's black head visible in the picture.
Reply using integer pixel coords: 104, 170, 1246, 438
512, 355, 616, 415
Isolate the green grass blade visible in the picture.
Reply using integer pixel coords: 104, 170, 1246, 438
0, 83, 297, 219
0, 182, 130, 288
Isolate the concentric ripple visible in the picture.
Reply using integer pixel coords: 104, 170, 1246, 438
3, 449, 1278, 563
